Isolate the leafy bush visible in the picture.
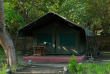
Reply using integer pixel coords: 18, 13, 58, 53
68, 55, 110, 74
0, 63, 8, 74
69, 55, 84, 74
69, 54, 77, 73
77, 63, 83, 72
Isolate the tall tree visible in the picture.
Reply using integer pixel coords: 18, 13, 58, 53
3, 0, 110, 35
0, 0, 17, 67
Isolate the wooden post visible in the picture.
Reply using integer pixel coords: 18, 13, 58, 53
22, 36, 27, 55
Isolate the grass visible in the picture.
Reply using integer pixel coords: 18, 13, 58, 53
69, 55, 110, 74
69, 62, 110, 74
80, 63, 110, 74
0, 48, 7, 74
0, 63, 8, 74
0, 48, 28, 73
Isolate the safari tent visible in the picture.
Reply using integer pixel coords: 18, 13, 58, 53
18, 12, 95, 56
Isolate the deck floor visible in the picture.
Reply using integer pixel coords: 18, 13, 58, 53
23, 55, 86, 63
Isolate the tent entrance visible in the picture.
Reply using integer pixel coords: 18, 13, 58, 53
36, 33, 76, 55
37, 33, 56, 54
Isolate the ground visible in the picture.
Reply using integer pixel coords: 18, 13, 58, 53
1, 49, 110, 74
13, 63, 70, 74
13, 52, 110, 74
14, 56, 70, 74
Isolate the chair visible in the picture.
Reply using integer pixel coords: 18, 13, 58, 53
33, 46, 45, 56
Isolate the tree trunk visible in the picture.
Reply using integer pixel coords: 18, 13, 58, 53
0, 0, 18, 67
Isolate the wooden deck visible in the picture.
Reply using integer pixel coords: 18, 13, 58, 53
23, 55, 86, 63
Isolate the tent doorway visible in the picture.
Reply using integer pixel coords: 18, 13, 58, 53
36, 33, 76, 55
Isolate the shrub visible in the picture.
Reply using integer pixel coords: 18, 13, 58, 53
69, 54, 77, 73
69, 55, 110, 74
77, 63, 83, 72
0, 63, 8, 74
69, 54, 84, 73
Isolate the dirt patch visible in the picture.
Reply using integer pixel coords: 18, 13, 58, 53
13, 63, 70, 74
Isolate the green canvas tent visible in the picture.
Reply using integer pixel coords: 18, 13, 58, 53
18, 12, 96, 56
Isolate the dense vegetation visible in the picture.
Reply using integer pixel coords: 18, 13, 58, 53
3, 0, 110, 35
69, 55, 110, 74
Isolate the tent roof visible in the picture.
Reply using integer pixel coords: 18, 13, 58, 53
18, 12, 94, 36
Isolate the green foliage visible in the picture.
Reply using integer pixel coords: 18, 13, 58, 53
69, 55, 84, 73
59, 0, 110, 35
0, 60, 27, 73
4, 2, 24, 34
0, 49, 6, 64
82, 63, 105, 74
0, 49, 7, 73
69, 54, 110, 73
69, 54, 77, 73
77, 63, 83, 72
0, 63, 8, 74
3, 0, 110, 35
18, 61, 27, 67
0, 63, 24, 73
76, 63, 110, 74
